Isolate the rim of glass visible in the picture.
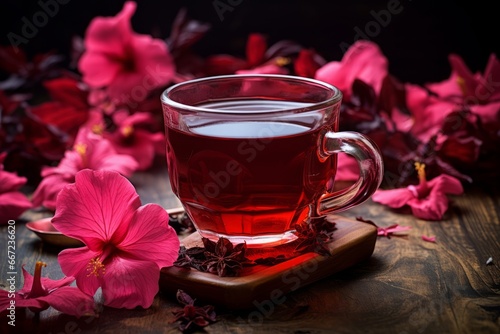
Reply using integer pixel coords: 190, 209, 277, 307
161, 74, 342, 115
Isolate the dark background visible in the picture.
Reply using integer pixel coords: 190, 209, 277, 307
1, 0, 498, 85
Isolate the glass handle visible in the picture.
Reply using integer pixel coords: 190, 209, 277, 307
318, 131, 384, 215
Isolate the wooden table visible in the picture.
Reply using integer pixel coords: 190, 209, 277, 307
1, 161, 499, 333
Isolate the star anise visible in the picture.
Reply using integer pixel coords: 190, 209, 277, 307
294, 217, 337, 255
201, 237, 250, 277
172, 289, 216, 333
173, 246, 206, 272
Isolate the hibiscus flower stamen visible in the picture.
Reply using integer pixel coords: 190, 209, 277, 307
414, 162, 427, 185
275, 57, 291, 67
456, 76, 468, 96
87, 257, 106, 277
121, 125, 134, 138
407, 162, 429, 198
75, 143, 88, 167
92, 124, 104, 135
27, 261, 48, 298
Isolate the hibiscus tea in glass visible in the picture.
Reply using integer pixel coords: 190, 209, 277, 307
161, 74, 383, 247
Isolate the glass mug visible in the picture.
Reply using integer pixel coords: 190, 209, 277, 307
161, 74, 383, 247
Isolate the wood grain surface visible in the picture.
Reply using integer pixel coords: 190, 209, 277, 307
1, 162, 499, 334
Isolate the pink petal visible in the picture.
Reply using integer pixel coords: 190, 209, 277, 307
101, 257, 160, 309
37, 286, 96, 317
120, 111, 155, 127
471, 100, 500, 124
0, 291, 47, 311
0, 290, 15, 311
119, 204, 180, 268
0, 169, 27, 192
407, 193, 448, 220
426, 71, 462, 98
315, 40, 388, 98
82, 1, 135, 55
58, 247, 101, 297
0, 192, 32, 223
76, 128, 138, 175
422, 235, 436, 243
78, 52, 122, 87
371, 188, 415, 208
52, 170, 141, 248
132, 35, 175, 85
17, 265, 74, 296
17, 265, 35, 296
428, 174, 464, 195
109, 130, 159, 170
106, 35, 175, 100
31, 174, 69, 210
105, 71, 146, 102
483, 53, 500, 100
96, 153, 139, 177
85, 135, 138, 176
406, 174, 463, 220
448, 54, 477, 98
404, 84, 456, 142
377, 224, 412, 237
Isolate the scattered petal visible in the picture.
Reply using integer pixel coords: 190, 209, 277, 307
372, 163, 464, 220
421, 235, 436, 243
377, 224, 412, 238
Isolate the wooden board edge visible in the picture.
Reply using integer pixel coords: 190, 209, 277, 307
160, 218, 377, 309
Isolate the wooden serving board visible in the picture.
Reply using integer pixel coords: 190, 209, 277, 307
159, 215, 377, 310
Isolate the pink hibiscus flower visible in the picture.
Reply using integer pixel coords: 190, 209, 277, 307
0, 261, 95, 317
427, 53, 500, 104
425, 54, 500, 126
53, 169, 180, 309
82, 109, 164, 170
78, 1, 175, 103
103, 111, 164, 170
0, 153, 32, 224
403, 84, 458, 142
372, 162, 463, 220
32, 128, 138, 210
315, 40, 388, 99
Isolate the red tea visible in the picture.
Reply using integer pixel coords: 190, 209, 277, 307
165, 100, 336, 245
